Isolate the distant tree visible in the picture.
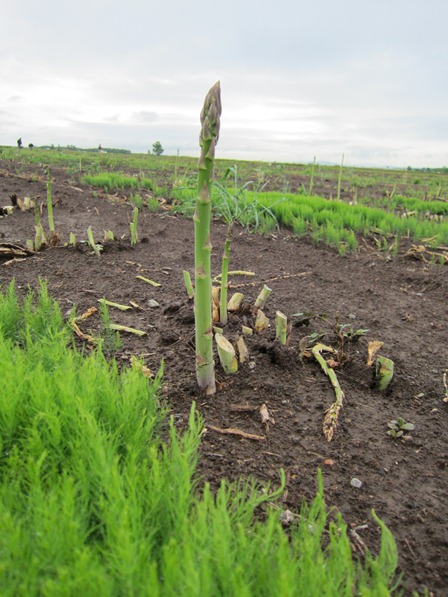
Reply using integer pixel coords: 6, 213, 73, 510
152, 141, 164, 156
28, 143, 34, 149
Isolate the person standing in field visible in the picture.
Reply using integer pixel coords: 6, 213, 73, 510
17, 138, 23, 149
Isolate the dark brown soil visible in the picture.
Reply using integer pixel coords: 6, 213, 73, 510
1, 161, 447, 596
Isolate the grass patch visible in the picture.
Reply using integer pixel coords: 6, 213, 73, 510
172, 184, 448, 250
0, 281, 400, 595
82, 172, 155, 193
255, 191, 448, 248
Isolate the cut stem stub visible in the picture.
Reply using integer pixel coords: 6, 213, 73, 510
375, 356, 394, 391
215, 334, 238, 374
275, 311, 288, 345
255, 284, 272, 309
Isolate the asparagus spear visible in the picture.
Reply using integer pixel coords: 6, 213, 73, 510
194, 81, 221, 395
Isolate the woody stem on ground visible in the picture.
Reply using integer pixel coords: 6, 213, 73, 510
219, 223, 233, 325
194, 81, 221, 395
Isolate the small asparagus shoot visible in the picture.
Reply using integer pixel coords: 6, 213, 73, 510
219, 223, 233, 325
183, 270, 195, 299
130, 207, 139, 245
47, 169, 55, 233
87, 226, 101, 257
46, 168, 60, 245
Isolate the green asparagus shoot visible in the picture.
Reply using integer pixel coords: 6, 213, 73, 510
194, 81, 222, 395
130, 207, 139, 244
47, 168, 55, 233
219, 224, 233, 324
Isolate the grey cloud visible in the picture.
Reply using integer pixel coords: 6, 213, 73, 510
103, 115, 121, 123
131, 111, 159, 124
1, 0, 448, 167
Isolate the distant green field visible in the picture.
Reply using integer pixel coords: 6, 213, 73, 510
2, 145, 447, 260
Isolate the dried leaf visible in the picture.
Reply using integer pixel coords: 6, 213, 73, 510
367, 340, 384, 366
254, 309, 269, 333
260, 403, 276, 428
130, 355, 153, 378
236, 335, 249, 363
71, 321, 96, 344
75, 307, 98, 321
326, 357, 340, 368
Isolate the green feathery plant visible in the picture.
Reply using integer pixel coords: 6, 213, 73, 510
0, 279, 403, 596
98, 300, 122, 356
194, 82, 221, 395
130, 193, 143, 209
0, 281, 400, 595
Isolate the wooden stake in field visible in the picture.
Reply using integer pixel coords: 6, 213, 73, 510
194, 81, 222, 395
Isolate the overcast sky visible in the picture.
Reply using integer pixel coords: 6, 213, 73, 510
1, 0, 447, 168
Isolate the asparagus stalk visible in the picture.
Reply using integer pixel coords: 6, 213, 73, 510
219, 223, 233, 324
337, 153, 344, 201
194, 81, 221, 395
47, 168, 55, 233
212, 286, 220, 323
130, 207, 139, 245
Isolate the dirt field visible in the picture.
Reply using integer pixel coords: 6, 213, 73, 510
1, 160, 447, 595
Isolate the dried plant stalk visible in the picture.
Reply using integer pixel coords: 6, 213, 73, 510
312, 343, 345, 441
